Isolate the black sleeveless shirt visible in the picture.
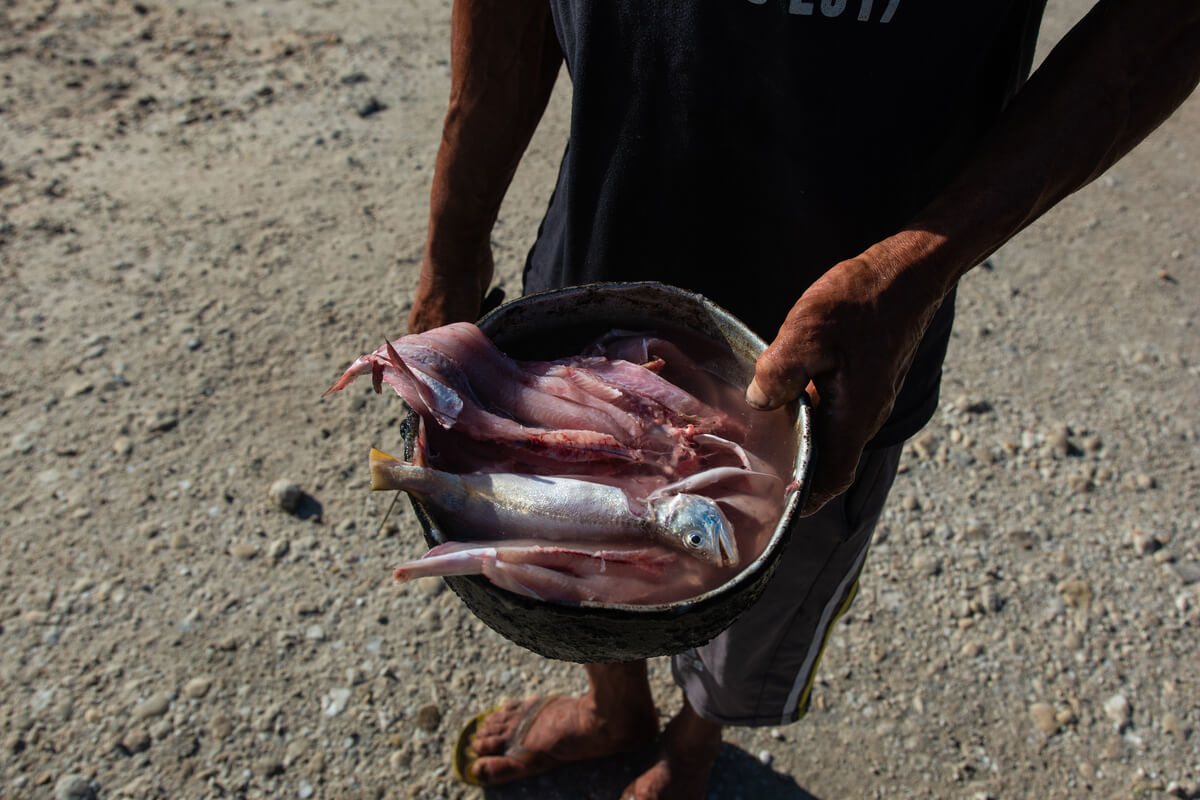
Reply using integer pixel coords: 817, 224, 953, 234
524, 0, 1047, 445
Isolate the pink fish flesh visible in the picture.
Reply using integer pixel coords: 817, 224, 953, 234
324, 323, 745, 475
393, 541, 711, 605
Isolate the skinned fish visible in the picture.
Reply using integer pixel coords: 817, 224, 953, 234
324, 323, 745, 475
369, 448, 739, 567
392, 540, 709, 605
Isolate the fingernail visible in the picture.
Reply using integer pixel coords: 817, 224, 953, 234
745, 378, 773, 409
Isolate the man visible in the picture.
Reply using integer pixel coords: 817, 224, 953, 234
408, 2, 1200, 797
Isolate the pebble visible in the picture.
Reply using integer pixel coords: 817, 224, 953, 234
270, 479, 303, 512
1029, 703, 1058, 734
54, 774, 96, 800
1057, 579, 1092, 611
133, 693, 170, 720
230, 542, 259, 560
324, 688, 352, 717
65, 379, 94, 398
1103, 694, 1131, 728
183, 677, 212, 699
1168, 561, 1200, 585
121, 727, 151, 753
912, 553, 942, 577
758, 749, 773, 766
143, 408, 179, 433
268, 539, 291, 560
1130, 528, 1161, 555
415, 703, 441, 732
209, 713, 234, 740
299, 782, 315, 799
306, 624, 326, 641
112, 436, 133, 456
11, 433, 35, 454
1162, 711, 1186, 738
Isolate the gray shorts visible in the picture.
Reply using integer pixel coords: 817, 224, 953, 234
671, 442, 903, 727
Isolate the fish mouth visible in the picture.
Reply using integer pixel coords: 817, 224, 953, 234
718, 528, 739, 568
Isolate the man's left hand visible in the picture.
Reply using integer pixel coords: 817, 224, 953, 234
746, 253, 944, 515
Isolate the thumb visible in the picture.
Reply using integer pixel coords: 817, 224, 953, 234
745, 336, 834, 411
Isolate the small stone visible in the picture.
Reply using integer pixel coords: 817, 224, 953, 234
415, 703, 441, 732
84, 707, 103, 724
216, 635, 238, 651
258, 759, 285, 777
324, 688, 352, 717
121, 727, 151, 753
268, 539, 290, 561
65, 379, 94, 398
912, 552, 942, 577
182, 677, 211, 699
12, 433, 35, 454
1133, 473, 1156, 491
305, 625, 326, 641
1168, 561, 1200, 585
230, 542, 259, 560
1046, 427, 1071, 457
1103, 694, 1131, 729
1057, 579, 1092, 611
1055, 708, 1078, 726
900, 495, 920, 512
1130, 528, 1161, 555
186, 337, 203, 351
170, 531, 188, 549
144, 408, 179, 433
961, 641, 984, 658
270, 479, 303, 512
133, 693, 170, 720
209, 713, 234, 740
112, 436, 133, 456
150, 718, 174, 740
758, 749, 773, 766
54, 774, 96, 800
299, 782, 315, 799
1029, 703, 1058, 734
1161, 711, 1187, 738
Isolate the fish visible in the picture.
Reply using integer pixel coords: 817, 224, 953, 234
369, 448, 739, 566
324, 323, 745, 475
392, 540, 709, 605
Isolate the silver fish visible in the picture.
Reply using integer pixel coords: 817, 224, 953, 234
369, 449, 738, 566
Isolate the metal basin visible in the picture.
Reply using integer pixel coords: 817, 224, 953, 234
402, 282, 813, 662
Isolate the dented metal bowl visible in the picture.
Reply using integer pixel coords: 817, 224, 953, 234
402, 282, 813, 663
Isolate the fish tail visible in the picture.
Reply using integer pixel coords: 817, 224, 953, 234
369, 448, 407, 491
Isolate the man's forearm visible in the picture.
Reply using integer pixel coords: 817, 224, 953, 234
890, 0, 1200, 299
422, 0, 562, 288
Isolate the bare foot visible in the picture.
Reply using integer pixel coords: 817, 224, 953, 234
620, 696, 723, 800
468, 662, 660, 786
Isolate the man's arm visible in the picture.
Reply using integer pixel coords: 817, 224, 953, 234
408, 0, 562, 334
748, 0, 1200, 514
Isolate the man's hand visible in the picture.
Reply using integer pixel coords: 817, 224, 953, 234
746, 250, 944, 515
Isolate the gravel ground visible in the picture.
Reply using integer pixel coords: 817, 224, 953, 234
1, 1, 1197, 798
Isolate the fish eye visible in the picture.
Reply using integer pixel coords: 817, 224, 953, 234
686, 531, 705, 548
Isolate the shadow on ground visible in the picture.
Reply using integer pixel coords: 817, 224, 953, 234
483, 743, 821, 800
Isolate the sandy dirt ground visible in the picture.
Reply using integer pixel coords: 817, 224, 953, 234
1, 1, 1198, 798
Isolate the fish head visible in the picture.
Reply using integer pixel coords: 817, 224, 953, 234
652, 493, 739, 567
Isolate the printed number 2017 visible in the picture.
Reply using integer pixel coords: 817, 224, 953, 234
785, 0, 900, 23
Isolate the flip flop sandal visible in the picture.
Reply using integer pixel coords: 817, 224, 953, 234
453, 695, 566, 787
